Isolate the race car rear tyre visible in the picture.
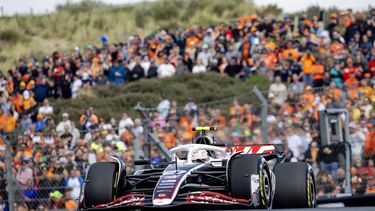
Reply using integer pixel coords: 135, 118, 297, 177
84, 162, 119, 208
273, 162, 316, 208
228, 154, 272, 208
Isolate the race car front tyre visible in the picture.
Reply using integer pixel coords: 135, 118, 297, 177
84, 162, 119, 208
228, 154, 272, 208
273, 162, 316, 208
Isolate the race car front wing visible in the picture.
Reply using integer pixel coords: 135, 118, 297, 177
94, 191, 256, 209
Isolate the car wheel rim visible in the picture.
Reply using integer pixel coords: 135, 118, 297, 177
309, 173, 316, 207
263, 169, 271, 202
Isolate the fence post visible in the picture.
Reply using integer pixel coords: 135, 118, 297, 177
134, 102, 150, 160
5, 133, 15, 211
252, 86, 268, 144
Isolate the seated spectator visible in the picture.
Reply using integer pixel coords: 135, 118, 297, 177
23, 179, 37, 210
127, 56, 145, 82
56, 113, 72, 136
38, 99, 54, 116
157, 58, 176, 78
16, 159, 33, 187
34, 113, 46, 132
175, 56, 189, 75
224, 57, 242, 77
192, 59, 207, 74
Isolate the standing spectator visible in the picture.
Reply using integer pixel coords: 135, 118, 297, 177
269, 76, 287, 106
348, 122, 366, 162
311, 60, 325, 88
65, 168, 83, 201
34, 77, 50, 103
71, 74, 83, 98
109, 60, 127, 85
157, 58, 176, 78
118, 113, 134, 136
301, 51, 315, 86
286, 127, 304, 161
156, 94, 170, 120
184, 96, 198, 117
60, 74, 73, 99
288, 73, 305, 101
319, 144, 339, 181
22, 90, 37, 115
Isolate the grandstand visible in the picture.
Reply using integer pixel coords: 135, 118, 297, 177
0, 0, 374, 210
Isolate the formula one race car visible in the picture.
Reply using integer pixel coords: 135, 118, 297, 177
81, 127, 316, 209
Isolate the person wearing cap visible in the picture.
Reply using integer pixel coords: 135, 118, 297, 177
197, 44, 212, 67
21, 90, 37, 115
301, 85, 315, 110
34, 113, 46, 132
56, 113, 72, 137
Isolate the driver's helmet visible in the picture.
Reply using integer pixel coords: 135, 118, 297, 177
191, 149, 209, 162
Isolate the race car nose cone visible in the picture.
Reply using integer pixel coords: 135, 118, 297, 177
153, 198, 173, 206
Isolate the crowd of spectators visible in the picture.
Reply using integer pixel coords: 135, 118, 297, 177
0, 6, 374, 210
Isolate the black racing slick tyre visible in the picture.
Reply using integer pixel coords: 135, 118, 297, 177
228, 154, 272, 208
273, 162, 316, 208
84, 162, 119, 208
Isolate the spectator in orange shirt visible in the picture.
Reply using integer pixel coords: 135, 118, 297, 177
358, 79, 374, 99
22, 90, 37, 115
345, 73, 359, 99
327, 82, 342, 101
301, 51, 315, 86
301, 86, 315, 111
311, 61, 325, 88
12, 92, 23, 113
3, 110, 17, 134
329, 39, 344, 57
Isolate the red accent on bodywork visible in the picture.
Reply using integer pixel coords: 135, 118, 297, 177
95, 194, 145, 208
222, 144, 275, 154
186, 191, 250, 204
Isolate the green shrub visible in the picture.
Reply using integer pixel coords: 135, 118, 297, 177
150, 0, 181, 21
50, 73, 270, 123
0, 28, 27, 44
